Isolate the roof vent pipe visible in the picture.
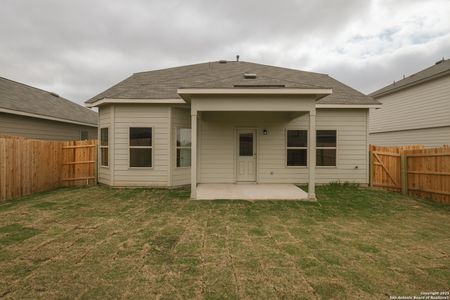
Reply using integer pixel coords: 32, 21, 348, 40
435, 57, 444, 65
236, 55, 240, 62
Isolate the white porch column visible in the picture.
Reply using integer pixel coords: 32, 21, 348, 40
308, 109, 316, 199
191, 112, 198, 199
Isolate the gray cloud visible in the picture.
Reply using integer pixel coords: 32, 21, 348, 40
1, 0, 449, 105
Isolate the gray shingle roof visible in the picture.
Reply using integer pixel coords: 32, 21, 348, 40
370, 58, 450, 97
86, 61, 378, 105
0, 77, 97, 126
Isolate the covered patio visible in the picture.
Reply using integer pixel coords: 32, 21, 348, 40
196, 183, 310, 200
177, 75, 333, 200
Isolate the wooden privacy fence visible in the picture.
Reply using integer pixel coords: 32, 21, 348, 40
0, 136, 97, 201
62, 140, 97, 186
370, 144, 450, 204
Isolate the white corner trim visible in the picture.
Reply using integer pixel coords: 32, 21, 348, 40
316, 104, 382, 109
0, 107, 97, 127
177, 88, 333, 95
86, 98, 186, 107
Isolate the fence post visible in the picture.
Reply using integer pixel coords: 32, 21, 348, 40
369, 150, 374, 187
95, 143, 99, 185
400, 154, 408, 195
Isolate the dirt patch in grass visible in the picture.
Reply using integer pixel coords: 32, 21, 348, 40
0, 185, 448, 298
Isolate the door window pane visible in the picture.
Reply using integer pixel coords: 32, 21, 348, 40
239, 133, 253, 156
287, 149, 307, 166
130, 128, 152, 146
130, 148, 152, 167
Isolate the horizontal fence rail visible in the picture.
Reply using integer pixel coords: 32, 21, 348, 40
0, 136, 97, 201
370, 144, 450, 204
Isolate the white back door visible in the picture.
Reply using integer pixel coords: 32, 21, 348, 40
236, 129, 257, 182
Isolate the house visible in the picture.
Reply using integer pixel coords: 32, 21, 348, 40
85, 60, 380, 199
0, 76, 97, 140
369, 59, 450, 147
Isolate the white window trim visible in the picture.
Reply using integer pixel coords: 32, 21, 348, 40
100, 127, 109, 168
176, 127, 192, 169
285, 129, 308, 168
128, 127, 153, 169
316, 130, 337, 168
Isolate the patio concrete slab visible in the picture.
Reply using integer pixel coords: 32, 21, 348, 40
196, 183, 309, 200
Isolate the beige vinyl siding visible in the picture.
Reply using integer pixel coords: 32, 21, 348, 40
198, 109, 369, 185
370, 75, 450, 134
370, 126, 450, 147
112, 104, 170, 187
315, 109, 368, 184
0, 112, 97, 140
98, 105, 111, 185
170, 107, 191, 186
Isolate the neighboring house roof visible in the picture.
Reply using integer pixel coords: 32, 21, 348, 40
370, 58, 450, 98
86, 61, 378, 105
0, 76, 98, 126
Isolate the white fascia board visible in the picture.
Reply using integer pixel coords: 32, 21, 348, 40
85, 98, 186, 107
0, 107, 97, 127
316, 104, 382, 109
177, 88, 333, 95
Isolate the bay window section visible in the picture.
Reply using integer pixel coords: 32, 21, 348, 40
316, 130, 337, 166
129, 127, 152, 168
286, 130, 307, 166
177, 128, 191, 167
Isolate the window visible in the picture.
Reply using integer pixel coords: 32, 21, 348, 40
286, 130, 307, 166
316, 130, 337, 166
100, 128, 109, 167
239, 133, 253, 156
177, 128, 191, 167
129, 127, 152, 168
80, 130, 89, 140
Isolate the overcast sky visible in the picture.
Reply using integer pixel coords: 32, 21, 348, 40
1, 0, 449, 106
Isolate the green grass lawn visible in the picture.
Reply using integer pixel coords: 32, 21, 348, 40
0, 184, 448, 299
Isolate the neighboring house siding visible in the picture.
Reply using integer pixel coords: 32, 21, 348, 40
369, 75, 450, 134
98, 105, 111, 185
0, 112, 97, 140
198, 109, 368, 185
170, 107, 191, 186
370, 126, 450, 147
111, 104, 170, 187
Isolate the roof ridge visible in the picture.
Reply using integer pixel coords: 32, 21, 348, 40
239, 61, 329, 77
